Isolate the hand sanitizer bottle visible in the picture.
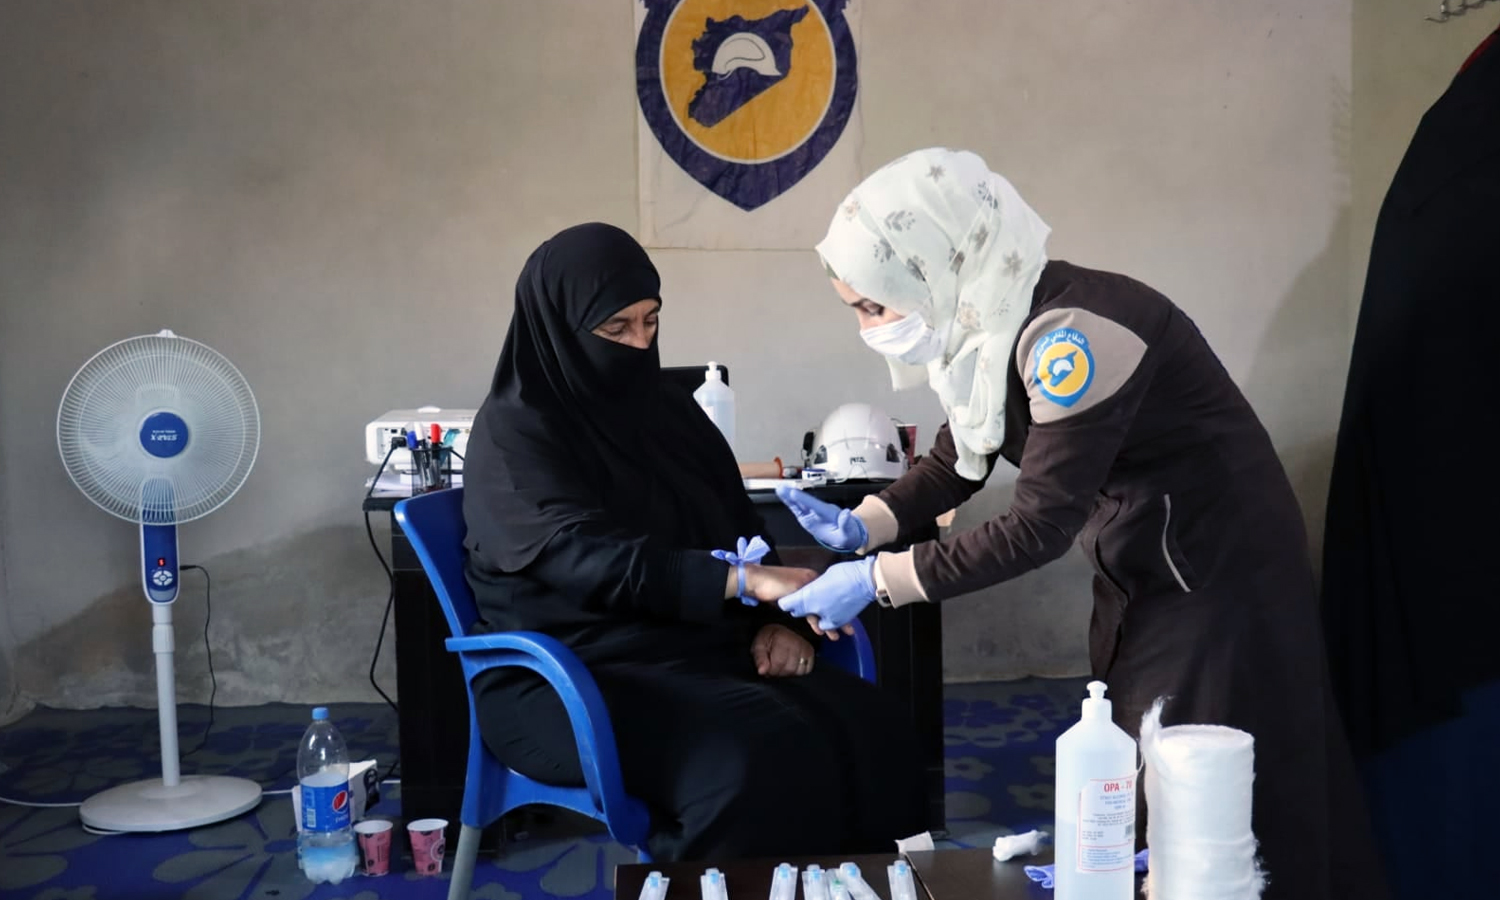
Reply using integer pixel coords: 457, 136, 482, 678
693, 362, 735, 452
1054, 681, 1138, 900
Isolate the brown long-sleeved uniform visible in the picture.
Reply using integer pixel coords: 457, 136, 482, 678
858, 261, 1386, 900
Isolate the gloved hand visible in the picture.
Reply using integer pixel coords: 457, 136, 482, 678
778, 557, 878, 632
775, 485, 869, 553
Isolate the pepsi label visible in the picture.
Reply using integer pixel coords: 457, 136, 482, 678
300, 778, 351, 833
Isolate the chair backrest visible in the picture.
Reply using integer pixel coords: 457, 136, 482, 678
393, 487, 476, 640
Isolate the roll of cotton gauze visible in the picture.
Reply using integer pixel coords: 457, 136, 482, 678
1140, 699, 1266, 900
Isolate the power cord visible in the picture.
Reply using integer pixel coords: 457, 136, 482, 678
181, 564, 214, 758
365, 442, 400, 718
2, 563, 216, 807
365, 441, 406, 785
5, 441, 417, 809
14, 774, 409, 825
360, 434, 459, 783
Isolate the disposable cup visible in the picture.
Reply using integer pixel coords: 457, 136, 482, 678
354, 819, 393, 876
406, 818, 448, 876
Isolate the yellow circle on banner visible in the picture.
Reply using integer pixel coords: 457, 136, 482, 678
660, 0, 836, 163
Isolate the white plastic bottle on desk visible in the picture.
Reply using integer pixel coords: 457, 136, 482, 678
692, 361, 735, 452
297, 707, 358, 884
1054, 681, 1138, 900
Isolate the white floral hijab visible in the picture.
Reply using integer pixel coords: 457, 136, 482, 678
815, 148, 1051, 480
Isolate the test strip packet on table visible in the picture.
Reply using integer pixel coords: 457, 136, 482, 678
838, 862, 881, 900
804, 864, 832, 900
829, 874, 851, 900
700, 867, 729, 900
888, 860, 919, 900
768, 863, 799, 900
637, 870, 668, 900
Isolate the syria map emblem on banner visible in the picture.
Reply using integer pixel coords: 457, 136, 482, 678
636, 0, 859, 214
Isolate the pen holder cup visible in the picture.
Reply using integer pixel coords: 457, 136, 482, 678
410, 446, 451, 494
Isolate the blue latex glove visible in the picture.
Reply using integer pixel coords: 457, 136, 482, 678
775, 485, 869, 553
778, 557, 877, 631
1023, 849, 1149, 889
711, 536, 772, 606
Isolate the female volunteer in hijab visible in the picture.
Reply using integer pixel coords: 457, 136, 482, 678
773, 150, 1386, 899
460, 223, 926, 862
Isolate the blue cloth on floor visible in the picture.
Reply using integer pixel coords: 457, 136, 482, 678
1361, 678, 1500, 900
1024, 849, 1149, 889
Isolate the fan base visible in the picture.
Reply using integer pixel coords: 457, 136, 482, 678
80, 775, 263, 832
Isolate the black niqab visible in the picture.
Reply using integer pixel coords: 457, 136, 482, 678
464, 223, 745, 572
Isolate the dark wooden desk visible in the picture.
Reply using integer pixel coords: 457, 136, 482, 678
905, 848, 1054, 900
616, 848, 1049, 899
364, 480, 946, 845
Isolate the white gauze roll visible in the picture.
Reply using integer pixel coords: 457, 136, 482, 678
1140, 699, 1266, 900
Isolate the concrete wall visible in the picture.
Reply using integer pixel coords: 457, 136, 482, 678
2, 1, 1485, 711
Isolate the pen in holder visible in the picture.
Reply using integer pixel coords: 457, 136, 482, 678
409, 445, 451, 494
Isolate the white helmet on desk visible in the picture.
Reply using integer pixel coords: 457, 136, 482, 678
803, 403, 908, 482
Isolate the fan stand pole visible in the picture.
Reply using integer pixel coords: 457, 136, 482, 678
153, 603, 181, 787
77, 523, 263, 833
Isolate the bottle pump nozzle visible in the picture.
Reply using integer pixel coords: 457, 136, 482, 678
1083, 680, 1112, 719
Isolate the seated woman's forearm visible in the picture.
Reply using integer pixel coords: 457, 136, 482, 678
530, 528, 731, 623
740, 564, 818, 602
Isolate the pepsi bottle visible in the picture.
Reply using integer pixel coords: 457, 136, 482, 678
297, 707, 357, 883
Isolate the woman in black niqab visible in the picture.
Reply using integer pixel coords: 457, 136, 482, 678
461, 223, 926, 862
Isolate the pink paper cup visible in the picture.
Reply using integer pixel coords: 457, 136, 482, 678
406, 818, 449, 876
354, 819, 394, 876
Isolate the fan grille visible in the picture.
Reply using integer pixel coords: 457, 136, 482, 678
57, 332, 260, 524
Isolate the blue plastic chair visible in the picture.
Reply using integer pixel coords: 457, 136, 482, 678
392, 487, 876, 900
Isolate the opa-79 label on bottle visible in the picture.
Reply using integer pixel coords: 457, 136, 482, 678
1077, 775, 1136, 873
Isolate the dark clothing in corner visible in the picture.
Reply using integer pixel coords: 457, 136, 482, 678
1321, 31, 1500, 900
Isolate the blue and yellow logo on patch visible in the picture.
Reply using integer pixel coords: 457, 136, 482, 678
1032, 327, 1095, 407
637, 0, 858, 210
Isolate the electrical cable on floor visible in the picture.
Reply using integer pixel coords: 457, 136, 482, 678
3, 779, 404, 812
2, 565, 217, 810
0, 796, 84, 808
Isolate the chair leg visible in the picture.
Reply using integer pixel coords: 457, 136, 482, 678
446, 824, 483, 900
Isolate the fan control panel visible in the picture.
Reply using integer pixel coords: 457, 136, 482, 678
142, 525, 179, 604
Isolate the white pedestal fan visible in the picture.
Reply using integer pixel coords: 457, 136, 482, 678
56, 329, 263, 832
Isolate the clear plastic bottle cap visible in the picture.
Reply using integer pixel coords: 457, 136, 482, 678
312, 707, 329, 721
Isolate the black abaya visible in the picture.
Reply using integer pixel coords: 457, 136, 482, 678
1322, 27, 1500, 760
1321, 29, 1500, 900
461, 223, 926, 861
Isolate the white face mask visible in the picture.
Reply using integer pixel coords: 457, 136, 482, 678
860, 312, 945, 366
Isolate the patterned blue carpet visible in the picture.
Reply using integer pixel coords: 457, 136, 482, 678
0, 677, 1085, 899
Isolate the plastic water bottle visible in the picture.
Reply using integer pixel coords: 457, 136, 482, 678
297, 707, 358, 884
1054, 681, 1137, 900
692, 361, 735, 452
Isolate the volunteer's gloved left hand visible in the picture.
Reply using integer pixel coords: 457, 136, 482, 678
778, 557, 877, 632
775, 485, 869, 553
